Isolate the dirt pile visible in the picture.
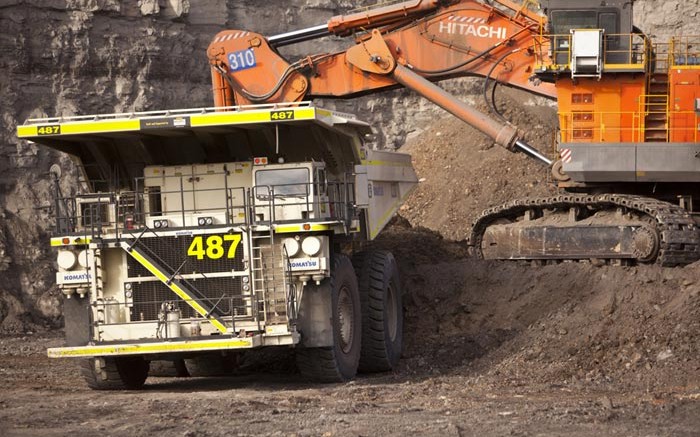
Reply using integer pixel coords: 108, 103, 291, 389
370, 222, 700, 392
399, 88, 559, 241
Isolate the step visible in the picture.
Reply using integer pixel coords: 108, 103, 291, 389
645, 134, 669, 141
650, 73, 669, 80
645, 113, 668, 120
644, 120, 668, 128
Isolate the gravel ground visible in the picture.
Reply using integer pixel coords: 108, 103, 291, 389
1, 223, 698, 437
0, 332, 698, 437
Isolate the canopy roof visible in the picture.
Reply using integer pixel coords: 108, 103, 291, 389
17, 103, 371, 191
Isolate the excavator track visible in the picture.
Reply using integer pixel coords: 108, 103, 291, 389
470, 194, 700, 267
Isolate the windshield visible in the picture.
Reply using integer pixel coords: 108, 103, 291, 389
551, 10, 618, 34
255, 168, 310, 198
551, 11, 597, 34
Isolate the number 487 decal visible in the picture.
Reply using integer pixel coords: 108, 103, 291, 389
187, 234, 242, 260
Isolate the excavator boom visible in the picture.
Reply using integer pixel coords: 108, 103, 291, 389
208, 0, 555, 162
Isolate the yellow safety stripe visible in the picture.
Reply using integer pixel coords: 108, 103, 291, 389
362, 160, 414, 167
274, 223, 331, 234
602, 64, 645, 70
123, 244, 228, 333
63, 120, 141, 135
18, 108, 319, 139
671, 65, 700, 70
18, 120, 141, 138
190, 107, 316, 127
47, 337, 253, 358
50, 236, 92, 247
16, 125, 39, 137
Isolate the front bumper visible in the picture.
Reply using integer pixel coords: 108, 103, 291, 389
47, 332, 298, 358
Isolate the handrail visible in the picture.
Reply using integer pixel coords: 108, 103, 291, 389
24, 101, 315, 124
558, 110, 698, 143
669, 36, 700, 67
51, 171, 355, 237
537, 32, 648, 70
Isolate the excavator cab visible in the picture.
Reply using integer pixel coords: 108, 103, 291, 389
539, 0, 637, 75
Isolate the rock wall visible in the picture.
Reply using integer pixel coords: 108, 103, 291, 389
0, 0, 697, 331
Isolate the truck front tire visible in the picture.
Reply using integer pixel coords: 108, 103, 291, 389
296, 254, 361, 382
353, 250, 403, 372
81, 356, 149, 390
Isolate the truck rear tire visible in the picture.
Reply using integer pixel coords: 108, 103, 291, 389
352, 250, 403, 372
80, 356, 149, 390
296, 255, 361, 383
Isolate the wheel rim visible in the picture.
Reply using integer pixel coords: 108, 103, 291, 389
337, 284, 355, 354
386, 283, 398, 342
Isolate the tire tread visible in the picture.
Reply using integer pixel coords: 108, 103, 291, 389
352, 250, 403, 373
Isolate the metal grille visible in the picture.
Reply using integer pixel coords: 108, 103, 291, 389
127, 234, 245, 278
130, 277, 247, 321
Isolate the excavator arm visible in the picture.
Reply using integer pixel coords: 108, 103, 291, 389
207, 0, 556, 163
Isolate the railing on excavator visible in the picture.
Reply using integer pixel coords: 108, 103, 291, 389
535, 33, 649, 71
51, 170, 356, 239
558, 111, 699, 143
537, 32, 700, 73
653, 36, 700, 70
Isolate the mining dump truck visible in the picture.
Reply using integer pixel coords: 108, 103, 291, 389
17, 103, 417, 388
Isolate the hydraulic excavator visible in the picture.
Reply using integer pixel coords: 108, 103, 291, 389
208, 0, 700, 266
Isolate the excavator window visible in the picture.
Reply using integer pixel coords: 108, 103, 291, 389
550, 10, 618, 34
550, 9, 620, 64
550, 11, 599, 34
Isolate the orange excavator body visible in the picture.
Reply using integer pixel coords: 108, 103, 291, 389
208, 1, 555, 106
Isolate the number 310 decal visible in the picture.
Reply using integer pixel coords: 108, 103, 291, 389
187, 234, 242, 260
228, 49, 256, 73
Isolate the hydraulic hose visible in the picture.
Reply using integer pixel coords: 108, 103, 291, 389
482, 48, 522, 122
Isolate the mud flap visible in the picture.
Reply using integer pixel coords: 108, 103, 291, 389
64, 295, 91, 347
296, 281, 333, 347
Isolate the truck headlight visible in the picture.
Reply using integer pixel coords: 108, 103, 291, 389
301, 236, 321, 256
198, 217, 214, 226
282, 238, 300, 257
57, 250, 77, 270
77, 250, 90, 268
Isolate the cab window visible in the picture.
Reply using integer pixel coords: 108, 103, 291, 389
255, 168, 310, 198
